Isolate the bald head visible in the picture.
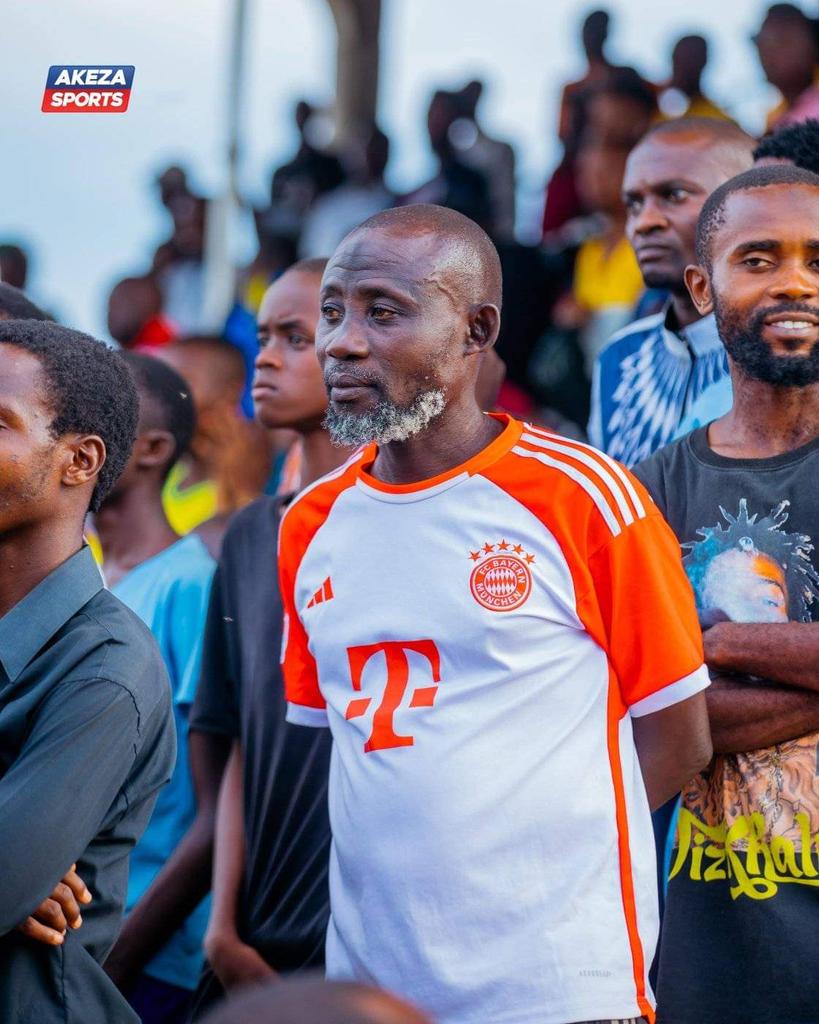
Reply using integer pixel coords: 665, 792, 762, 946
200, 978, 432, 1024
345, 204, 502, 310
624, 118, 755, 294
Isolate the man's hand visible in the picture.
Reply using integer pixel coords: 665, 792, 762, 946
16, 865, 92, 946
204, 927, 276, 991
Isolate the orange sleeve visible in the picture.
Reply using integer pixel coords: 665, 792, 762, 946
278, 506, 326, 725
586, 510, 709, 717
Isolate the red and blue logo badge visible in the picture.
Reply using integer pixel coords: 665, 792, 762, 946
41, 65, 134, 113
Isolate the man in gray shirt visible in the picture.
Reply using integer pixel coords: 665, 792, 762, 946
0, 320, 175, 1023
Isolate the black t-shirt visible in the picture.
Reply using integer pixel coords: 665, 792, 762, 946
635, 427, 819, 1024
189, 496, 331, 970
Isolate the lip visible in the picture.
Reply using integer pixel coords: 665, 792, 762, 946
634, 244, 675, 261
329, 384, 373, 402
251, 382, 278, 396
764, 312, 819, 326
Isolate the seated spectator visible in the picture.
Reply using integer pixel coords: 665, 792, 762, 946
450, 80, 517, 240
300, 127, 393, 257
756, 3, 819, 129
94, 355, 214, 1024
588, 118, 754, 464
200, 977, 431, 1024
0, 242, 28, 290
400, 89, 491, 230
659, 35, 730, 121
107, 275, 177, 350
155, 337, 273, 557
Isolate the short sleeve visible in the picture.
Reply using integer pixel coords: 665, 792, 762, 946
587, 511, 709, 717
587, 356, 603, 451
189, 565, 240, 738
166, 565, 214, 709
278, 520, 328, 729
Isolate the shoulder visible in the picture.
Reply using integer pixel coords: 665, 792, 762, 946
632, 434, 692, 514
597, 311, 665, 366
74, 590, 171, 719
279, 449, 366, 553
222, 494, 282, 549
485, 424, 653, 549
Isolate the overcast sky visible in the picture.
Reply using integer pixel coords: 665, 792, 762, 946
0, 0, 795, 336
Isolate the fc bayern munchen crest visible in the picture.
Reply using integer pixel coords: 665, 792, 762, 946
468, 540, 534, 612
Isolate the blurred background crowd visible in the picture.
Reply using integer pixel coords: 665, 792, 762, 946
4, 0, 819, 538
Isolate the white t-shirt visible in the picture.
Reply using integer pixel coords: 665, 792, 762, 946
279, 414, 708, 1024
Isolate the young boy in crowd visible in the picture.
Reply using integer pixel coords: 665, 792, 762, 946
187, 257, 349, 1017
96, 354, 215, 1024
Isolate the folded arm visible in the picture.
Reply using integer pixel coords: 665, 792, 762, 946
632, 691, 713, 810
704, 622, 819, 691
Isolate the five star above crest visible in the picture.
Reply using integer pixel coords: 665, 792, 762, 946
469, 540, 536, 565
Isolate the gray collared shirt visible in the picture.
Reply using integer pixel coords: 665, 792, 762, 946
0, 546, 175, 1023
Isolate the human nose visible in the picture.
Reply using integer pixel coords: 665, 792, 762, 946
321, 312, 370, 361
770, 262, 819, 302
630, 196, 668, 236
255, 338, 283, 371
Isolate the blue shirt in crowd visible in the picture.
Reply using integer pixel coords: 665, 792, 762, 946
112, 534, 215, 992
588, 306, 728, 466
674, 374, 733, 438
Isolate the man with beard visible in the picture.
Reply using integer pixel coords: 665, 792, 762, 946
634, 164, 819, 1024
279, 204, 713, 1024
588, 118, 754, 466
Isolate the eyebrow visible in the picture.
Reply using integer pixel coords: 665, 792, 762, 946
732, 239, 819, 255
0, 401, 22, 426
624, 179, 701, 198
320, 279, 418, 303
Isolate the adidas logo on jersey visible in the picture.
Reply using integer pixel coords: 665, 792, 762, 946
307, 577, 334, 608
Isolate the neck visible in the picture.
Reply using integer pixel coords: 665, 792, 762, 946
669, 289, 702, 330
95, 480, 178, 586
299, 425, 351, 489
371, 395, 501, 485
0, 516, 85, 619
709, 365, 819, 457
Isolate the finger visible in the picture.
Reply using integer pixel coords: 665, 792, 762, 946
17, 917, 65, 945
52, 883, 82, 928
35, 898, 69, 933
62, 867, 92, 905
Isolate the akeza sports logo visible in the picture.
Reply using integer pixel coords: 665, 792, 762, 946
42, 66, 134, 113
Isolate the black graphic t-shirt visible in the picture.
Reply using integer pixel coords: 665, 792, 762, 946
635, 427, 819, 1024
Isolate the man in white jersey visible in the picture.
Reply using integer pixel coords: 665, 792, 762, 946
279, 204, 713, 1024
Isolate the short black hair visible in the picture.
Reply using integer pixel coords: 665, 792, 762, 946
0, 320, 138, 512
0, 282, 52, 322
754, 119, 819, 175
696, 164, 819, 269
123, 353, 196, 476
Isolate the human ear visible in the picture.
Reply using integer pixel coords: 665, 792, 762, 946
135, 429, 176, 471
684, 264, 714, 317
62, 435, 106, 492
466, 303, 501, 354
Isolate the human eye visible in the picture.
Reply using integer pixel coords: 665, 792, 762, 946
321, 303, 342, 323
742, 256, 772, 269
288, 332, 310, 349
624, 195, 641, 214
370, 304, 397, 321
667, 187, 690, 204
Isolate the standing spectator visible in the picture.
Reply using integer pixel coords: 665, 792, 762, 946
588, 118, 754, 464
280, 204, 712, 1024
570, 139, 644, 370
635, 164, 819, 1024
451, 80, 517, 240
155, 337, 273, 557
0, 321, 174, 1023
677, 117, 819, 433
96, 355, 214, 1024
187, 259, 347, 1018
300, 128, 393, 258
556, 9, 618, 145
659, 35, 729, 121
755, 3, 819, 129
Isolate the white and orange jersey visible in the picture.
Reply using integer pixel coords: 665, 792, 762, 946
279, 414, 708, 1024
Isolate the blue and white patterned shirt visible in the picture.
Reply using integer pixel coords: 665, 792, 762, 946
588, 307, 727, 466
